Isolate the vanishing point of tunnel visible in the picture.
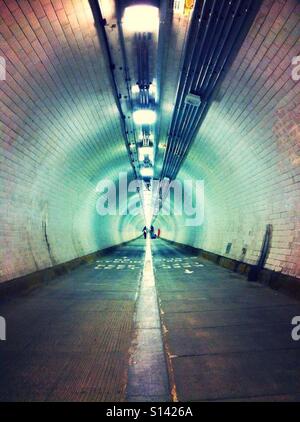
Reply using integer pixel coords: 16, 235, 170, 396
0, 0, 300, 404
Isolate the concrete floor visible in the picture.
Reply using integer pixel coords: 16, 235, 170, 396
0, 238, 300, 401
152, 240, 300, 402
0, 241, 144, 401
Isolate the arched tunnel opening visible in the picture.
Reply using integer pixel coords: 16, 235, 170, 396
0, 0, 300, 406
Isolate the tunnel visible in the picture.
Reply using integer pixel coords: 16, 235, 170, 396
0, 0, 300, 404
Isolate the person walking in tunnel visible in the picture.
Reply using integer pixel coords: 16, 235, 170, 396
150, 225, 156, 239
142, 226, 147, 239
157, 228, 161, 238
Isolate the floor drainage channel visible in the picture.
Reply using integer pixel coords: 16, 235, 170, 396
126, 238, 171, 402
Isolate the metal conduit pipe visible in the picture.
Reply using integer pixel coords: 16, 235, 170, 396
171, 106, 208, 178
169, 0, 252, 179
116, 7, 133, 101
173, 105, 198, 157
179, 1, 247, 139
116, 11, 139, 161
166, 103, 206, 178
161, 0, 210, 174
145, 36, 150, 91
154, 0, 170, 168
136, 35, 142, 88
168, 0, 229, 160
163, 0, 257, 179
194, 0, 229, 87
162, 0, 222, 178
169, 0, 207, 122
204, 0, 253, 94
89, 0, 137, 178
169, 0, 216, 138
207, 0, 261, 94
165, 1, 213, 140
161, 0, 262, 180
165, 0, 236, 176
195, 0, 237, 90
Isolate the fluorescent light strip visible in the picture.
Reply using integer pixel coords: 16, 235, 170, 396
123, 5, 159, 33
133, 109, 156, 125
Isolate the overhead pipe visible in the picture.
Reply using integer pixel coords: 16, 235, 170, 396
163, 0, 258, 178
195, 0, 237, 91
168, 0, 246, 177
170, 0, 212, 135
165, 0, 238, 177
117, 26, 140, 166
154, 0, 172, 175
89, 0, 137, 178
171, 0, 229, 154
161, 0, 263, 180
162, 0, 220, 177
161, 0, 207, 171
163, 0, 224, 177
171, 0, 260, 178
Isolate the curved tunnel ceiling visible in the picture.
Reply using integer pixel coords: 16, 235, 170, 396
0, 0, 300, 284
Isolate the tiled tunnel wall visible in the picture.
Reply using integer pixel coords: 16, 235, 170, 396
1, 0, 300, 284
157, 0, 300, 279
0, 0, 142, 283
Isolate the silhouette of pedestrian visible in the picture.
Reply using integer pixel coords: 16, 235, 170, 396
142, 226, 147, 239
150, 225, 156, 239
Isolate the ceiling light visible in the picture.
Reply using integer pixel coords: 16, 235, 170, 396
131, 84, 140, 94
133, 109, 156, 125
138, 146, 154, 162
123, 5, 159, 33
140, 167, 153, 178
